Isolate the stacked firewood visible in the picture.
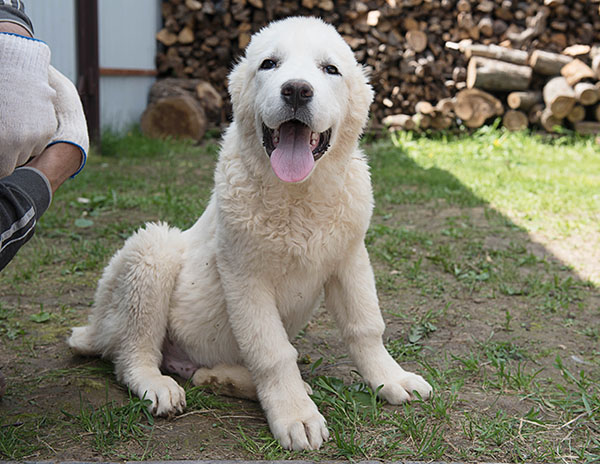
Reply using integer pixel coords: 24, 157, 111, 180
155, 0, 600, 132
385, 42, 600, 134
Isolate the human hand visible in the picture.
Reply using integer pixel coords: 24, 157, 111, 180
0, 32, 57, 178
47, 65, 89, 176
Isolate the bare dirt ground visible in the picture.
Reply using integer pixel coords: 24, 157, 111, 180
0, 149, 598, 462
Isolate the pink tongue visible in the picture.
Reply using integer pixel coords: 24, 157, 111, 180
270, 122, 314, 183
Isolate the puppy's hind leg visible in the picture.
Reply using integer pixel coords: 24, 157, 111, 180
69, 222, 188, 417
192, 364, 258, 400
191, 365, 314, 401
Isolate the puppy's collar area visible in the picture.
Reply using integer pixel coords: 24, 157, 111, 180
262, 120, 331, 183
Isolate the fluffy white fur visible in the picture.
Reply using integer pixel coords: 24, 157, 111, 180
68, 17, 432, 451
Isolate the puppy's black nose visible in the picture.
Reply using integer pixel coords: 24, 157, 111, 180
281, 80, 314, 111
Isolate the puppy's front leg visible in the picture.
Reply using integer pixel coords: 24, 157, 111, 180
219, 266, 329, 450
325, 242, 432, 403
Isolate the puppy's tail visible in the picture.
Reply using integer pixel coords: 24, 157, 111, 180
67, 222, 186, 360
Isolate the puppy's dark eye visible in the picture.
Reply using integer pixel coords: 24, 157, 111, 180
259, 59, 277, 70
324, 64, 341, 76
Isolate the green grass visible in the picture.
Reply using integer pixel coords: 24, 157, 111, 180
0, 126, 598, 462
385, 124, 600, 237
62, 391, 155, 456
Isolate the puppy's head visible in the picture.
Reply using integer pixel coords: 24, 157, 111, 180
228, 17, 373, 183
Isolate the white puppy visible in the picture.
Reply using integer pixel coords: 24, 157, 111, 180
68, 17, 432, 451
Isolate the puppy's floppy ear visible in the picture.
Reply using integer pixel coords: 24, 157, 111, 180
228, 58, 250, 112
345, 63, 374, 133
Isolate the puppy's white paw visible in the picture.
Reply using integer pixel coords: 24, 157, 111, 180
377, 372, 432, 405
270, 407, 329, 451
138, 375, 186, 416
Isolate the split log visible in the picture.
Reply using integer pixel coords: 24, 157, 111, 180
467, 57, 532, 91
436, 97, 455, 115
178, 26, 195, 44
592, 55, 600, 79
430, 114, 453, 130
573, 121, 600, 135
415, 101, 435, 115
540, 107, 563, 132
455, 88, 503, 128
543, 77, 576, 118
507, 91, 542, 111
463, 44, 528, 65
562, 44, 591, 57
185, 0, 202, 9
382, 114, 416, 130
503, 110, 528, 131
507, 7, 549, 46
566, 105, 585, 123
195, 81, 224, 121
574, 82, 599, 106
560, 59, 596, 86
478, 17, 494, 37
156, 28, 178, 46
529, 50, 573, 76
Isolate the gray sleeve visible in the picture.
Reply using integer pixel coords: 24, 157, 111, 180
0, 1, 34, 36
0, 167, 52, 271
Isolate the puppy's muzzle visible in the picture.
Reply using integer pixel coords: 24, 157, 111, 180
281, 80, 314, 112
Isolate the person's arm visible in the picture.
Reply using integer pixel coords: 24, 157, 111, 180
0, 166, 51, 272
0, 1, 88, 271
0, 143, 81, 271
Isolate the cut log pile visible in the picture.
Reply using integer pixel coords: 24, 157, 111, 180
154, 0, 600, 136
385, 42, 600, 134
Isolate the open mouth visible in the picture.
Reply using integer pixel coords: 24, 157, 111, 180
262, 120, 332, 183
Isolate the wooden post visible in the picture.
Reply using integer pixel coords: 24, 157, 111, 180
76, 0, 100, 146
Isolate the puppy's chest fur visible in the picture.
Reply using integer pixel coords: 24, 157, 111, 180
217, 162, 370, 270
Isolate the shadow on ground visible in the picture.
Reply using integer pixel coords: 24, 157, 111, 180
0, 138, 598, 462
